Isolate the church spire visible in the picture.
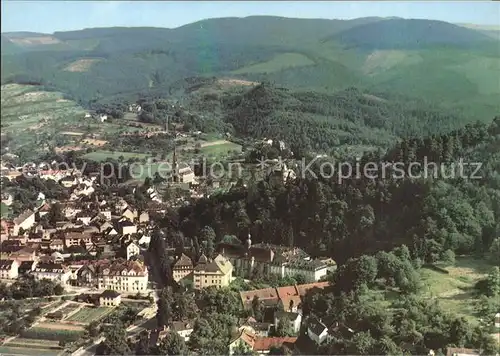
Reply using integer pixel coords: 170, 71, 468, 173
172, 127, 179, 183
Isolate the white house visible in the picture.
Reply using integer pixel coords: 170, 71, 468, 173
170, 320, 194, 342
13, 210, 36, 235
126, 241, 140, 260
0, 259, 19, 279
307, 316, 329, 345
33, 263, 71, 285
275, 311, 302, 334
120, 220, 137, 235
99, 290, 121, 307
138, 234, 151, 246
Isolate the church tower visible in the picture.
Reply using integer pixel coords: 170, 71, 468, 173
172, 139, 179, 183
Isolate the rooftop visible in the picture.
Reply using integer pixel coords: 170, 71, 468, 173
100, 289, 121, 299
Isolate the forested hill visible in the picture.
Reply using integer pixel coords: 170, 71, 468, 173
329, 18, 494, 49
115, 80, 474, 152
1, 16, 499, 119
171, 117, 500, 265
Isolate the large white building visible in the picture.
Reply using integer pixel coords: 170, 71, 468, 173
220, 239, 329, 283
97, 260, 149, 293
33, 262, 71, 285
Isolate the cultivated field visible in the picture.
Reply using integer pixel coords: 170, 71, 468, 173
22, 324, 83, 342
65, 306, 113, 323
1, 337, 63, 356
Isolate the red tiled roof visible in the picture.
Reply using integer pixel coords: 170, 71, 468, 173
240, 282, 330, 308
295, 282, 329, 296
253, 337, 297, 352
241, 287, 279, 303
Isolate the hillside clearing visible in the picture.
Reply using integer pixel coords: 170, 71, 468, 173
63, 58, 102, 72
363, 50, 422, 75
232, 52, 315, 74
419, 257, 493, 325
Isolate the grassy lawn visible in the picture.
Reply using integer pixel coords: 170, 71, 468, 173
82, 150, 151, 162
1, 202, 10, 218
419, 256, 493, 325
200, 142, 242, 156
65, 306, 113, 323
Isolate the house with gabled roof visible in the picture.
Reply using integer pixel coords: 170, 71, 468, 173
37, 203, 51, 219
138, 211, 150, 224
119, 220, 137, 235
97, 259, 148, 293
0, 259, 19, 279
13, 209, 35, 235
122, 207, 138, 221
125, 241, 140, 260
240, 282, 329, 311
100, 290, 121, 307
193, 253, 233, 289
172, 253, 193, 282
229, 328, 297, 355
33, 262, 71, 285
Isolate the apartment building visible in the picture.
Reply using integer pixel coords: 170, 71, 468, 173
97, 259, 149, 293
193, 254, 233, 289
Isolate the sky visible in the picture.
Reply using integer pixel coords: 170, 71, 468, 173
1, 1, 499, 33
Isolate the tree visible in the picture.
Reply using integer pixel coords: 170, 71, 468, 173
269, 345, 290, 355
200, 226, 216, 258
157, 287, 174, 328
347, 331, 375, 355
489, 238, 500, 265
486, 266, 500, 296
232, 341, 255, 355
440, 249, 455, 265
274, 315, 295, 337
251, 295, 264, 322
156, 331, 188, 355
172, 291, 198, 321
85, 320, 100, 338
449, 317, 470, 347
135, 330, 150, 355
96, 323, 130, 355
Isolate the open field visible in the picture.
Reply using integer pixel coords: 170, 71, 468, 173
22, 325, 83, 342
200, 141, 242, 156
82, 150, 151, 162
0, 345, 61, 356
3, 337, 62, 354
419, 256, 493, 325
65, 306, 113, 323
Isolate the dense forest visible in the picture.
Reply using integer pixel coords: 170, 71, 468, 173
149, 117, 500, 266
